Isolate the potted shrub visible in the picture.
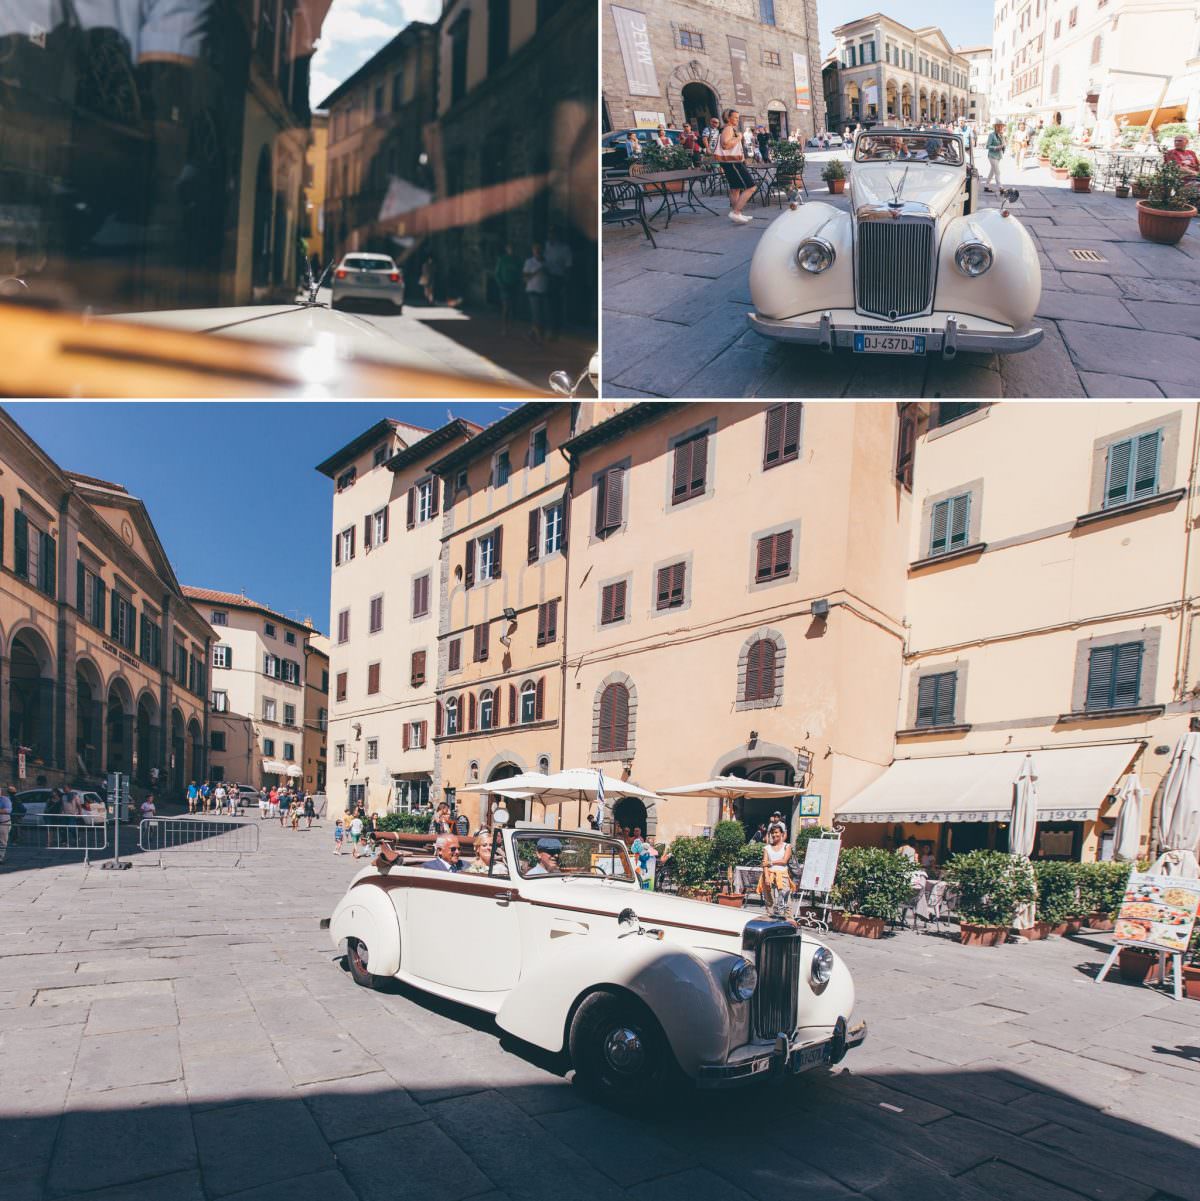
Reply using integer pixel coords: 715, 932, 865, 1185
771, 140, 806, 193
943, 850, 1036, 947
1114, 164, 1132, 199
640, 141, 695, 190
711, 819, 749, 905
1069, 157, 1093, 193
1049, 146, 1072, 180
822, 159, 846, 194
669, 835, 717, 900
1184, 928, 1200, 1001
829, 847, 913, 938
1031, 860, 1082, 937
1131, 172, 1152, 199
1137, 160, 1198, 245
1077, 861, 1131, 930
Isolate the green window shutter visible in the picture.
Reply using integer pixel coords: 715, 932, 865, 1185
1131, 431, 1160, 501
77, 562, 86, 614
13, 509, 28, 578
915, 675, 938, 726
111, 591, 120, 637
929, 499, 950, 555
1104, 438, 1132, 508
41, 533, 56, 597
949, 495, 970, 550
1085, 645, 1115, 710
1113, 642, 1143, 708
0, 497, 5, 567
94, 579, 106, 629
934, 673, 957, 725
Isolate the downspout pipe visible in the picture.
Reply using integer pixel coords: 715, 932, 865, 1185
557, 441, 576, 777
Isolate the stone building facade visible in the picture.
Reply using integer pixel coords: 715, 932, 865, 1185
603, 0, 826, 141
957, 44, 993, 127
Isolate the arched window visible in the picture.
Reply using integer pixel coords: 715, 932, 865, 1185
745, 639, 778, 702
598, 683, 630, 753
1050, 64, 1059, 95
538, 755, 550, 773
446, 696, 459, 734
520, 681, 538, 723
480, 689, 494, 730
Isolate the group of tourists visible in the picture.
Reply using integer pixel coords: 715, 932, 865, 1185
492, 227, 573, 343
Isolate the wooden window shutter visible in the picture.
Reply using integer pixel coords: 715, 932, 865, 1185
601, 583, 615, 625
782, 404, 802, 460
13, 510, 28, 577
41, 533, 55, 597
1113, 643, 1142, 708
449, 638, 461, 671
349, 526, 356, 558
468, 692, 477, 730
363, 514, 372, 549
407, 486, 416, 528
367, 662, 380, 694
915, 675, 938, 726
1104, 439, 1132, 508
933, 673, 956, 726
493, 526, 503, 578
1132, 432, 1160, 501
763, 405, 785, 468
464, 539, 475, 589
509, 684, 517, 724
670, 562, 685, 604
334, 532, 341, 566
412, 577, 420, 616
528, 509, 540, 563
546, 599, 558, 643
382, 506, 390, 541
948, 495, 970, 551
76, 562, 85, 614
746, 639, 776, 700
480, 622, 489, 661
595, 471, 608, 535
745, 641, 762, 700
689, 433, 708, 494
755, 536, 773, 581
537, 603, 547, 645
430, 479, 440, 517
535, 677, 545, 720
435, 701, 443, 735
614, 580, 626, 620
599, 684, 629, 752
604, 466, 623, 530
411, 650, 426, 686
403, 723, 411, 751
671, 441, 690, 501
598, 685, 615, 751
929, 499, 950, 555
337, 671, 347, 701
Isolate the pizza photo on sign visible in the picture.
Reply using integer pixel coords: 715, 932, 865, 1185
1114, 872, 1200, 956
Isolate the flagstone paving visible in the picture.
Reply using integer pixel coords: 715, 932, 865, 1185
602, 150, 1200, 399
2, 822, 1198, 1201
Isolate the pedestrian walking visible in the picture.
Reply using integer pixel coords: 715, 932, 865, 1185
290, 801, 301, 831
522, 243, 549, 343
186, 780, 198, 814
984, 120, 1005, 191
334, 819, 345, 854
756, 125, 771, 162
349, 813, 364, 859
140, 794, 156, 821
258, 789, 269, 820
494, 243, 521, 334
419, 257, 435, 305
269, 785, 279, 820
715, 108, 756, 224
0, 781, 12, 865
543, 226, 573, 339
304, 794, 315, 829
213, 781, 227, 815
278, 791, 289, 828
702, 117, 721, 154
200, 781, 210, 812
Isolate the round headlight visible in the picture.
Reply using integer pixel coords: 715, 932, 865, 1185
728, 959, 758, 1002
954, 241, 993, 277
796, 238, 835, 274
811, 946, 834, 987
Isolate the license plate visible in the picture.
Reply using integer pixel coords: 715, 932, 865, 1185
358, 273, 381, 285
789, 1041, 831, 1073
853, 332, 926, 355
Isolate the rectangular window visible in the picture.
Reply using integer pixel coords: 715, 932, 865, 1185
371, 507, 390, 545
111, 594, 136, 652
139, 613, 161, 667
263, 738, 275, 757
410, 721, 428, 749
473, 622, 490, 662
543, 502, 564, 556
537, 600, 559, 647
211, 611, 228, 626
412, 574, 430, 618
337, 468, 356, 492
265, 622, 276, 638
282, 742, 295, 761
595, 465, 625, 536
758, 0, 775, 24
336, 672, 348, 702
337, 609, 350, 644
448, 638, 462, 671
671, 432, 708, 504
79, 566, 107, 629
211, 690, 228, 712
285, 630, 296, 646
530, 426, 549, 467
932, 402, 982, 428
374, 443, 389, 466
369, 595, 384, 634
656, 562, 686, 609
335, 742, 346, 765
929, 494, 971, 556
264, 698, 277, 722
211, 730, 226, 751
755, 531, 793, 582
418, 479, 433, 523
521, 686, 537, 724
366, 738, 379, 762
367, 662, 381, 695
411, 649, 427, 686
763, 404, 802, 469
338, 527, 355, 564
679, 28, 703, 49
281, 659, 300, 685
763, 48, 780, 66
915, 672, 957, 727
213, 644, 231, 669
1086, 642, 1143, 712
601, 580, 627, 625
263, 653, 279, 679
494, 448, 511, 487
476, 531, 498, 580
284, 704, 296, 727
1104, 431, 1161, 509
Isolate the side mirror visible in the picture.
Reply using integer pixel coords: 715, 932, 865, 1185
1003, 187, 1020, 203
548, 370, 575, 397
618, 907, 639, 929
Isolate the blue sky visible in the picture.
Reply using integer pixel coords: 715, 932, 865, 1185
818, 1, 993, 56
6, 402, 513, 635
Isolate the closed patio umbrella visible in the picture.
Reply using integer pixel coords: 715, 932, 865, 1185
1111, 773, 1144, 863
1155, 731, 1200, 877
1011, 754, 1039, 931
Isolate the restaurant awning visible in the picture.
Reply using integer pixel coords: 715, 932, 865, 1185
838, 743, 1140, 824
262, 759, 289, 774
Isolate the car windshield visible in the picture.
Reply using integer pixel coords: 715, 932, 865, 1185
854, 134, 964, 166
0, 0, 597, 389
342, 257, 395, 271
513, 833, 637, 882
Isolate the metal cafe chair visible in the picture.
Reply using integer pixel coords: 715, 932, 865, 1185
602, 180, 656, 249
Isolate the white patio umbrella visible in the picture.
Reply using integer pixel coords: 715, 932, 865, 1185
517, 768, 660, 829
658, 775, 802, 823
1155, 731, 1200, 878
1010, 754, 1039, 931
1111, 773, 1144, 863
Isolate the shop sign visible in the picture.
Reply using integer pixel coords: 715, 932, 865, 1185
800, 835, 841, 893
799, 793, 821, 816
102, 639, 140, 671
1113, 872, 1200, 955
792, 52, 811, 110
612, 6, 660, 97
728, 36, 753, 106
17, 751, 26, 780
634, 110, 666, 128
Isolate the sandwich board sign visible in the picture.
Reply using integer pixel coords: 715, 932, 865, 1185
800, 836, 841, 894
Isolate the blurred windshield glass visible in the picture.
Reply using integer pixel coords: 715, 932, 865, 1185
0, 0, 597, 349
854, 134, 964, 166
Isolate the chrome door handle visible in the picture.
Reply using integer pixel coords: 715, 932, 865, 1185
494, 893, 511, 906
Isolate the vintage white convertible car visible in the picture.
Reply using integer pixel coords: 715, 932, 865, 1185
749, 129, 1043, 358
325, 825, 865, 1093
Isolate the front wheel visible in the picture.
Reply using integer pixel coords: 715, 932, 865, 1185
569, 992, 676, 1099
346, 938, 386, 990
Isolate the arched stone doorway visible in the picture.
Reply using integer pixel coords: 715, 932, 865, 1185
106, 678, 134, 778
612, 797, 648, 837
186, 719, 203, 789
75, 659, 103, 778
10, 629, 55, 771
136, 693, 159, 787
725, 759, 796, 838
766, 100, 787, 139
170, 708, 185, 794
885, 80, 898, 121
844, 82, 860, 123
682, 81, 719, 130
486, 761, 524, 826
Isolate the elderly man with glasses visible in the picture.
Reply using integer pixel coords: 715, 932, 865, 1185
423, 833, 463, 872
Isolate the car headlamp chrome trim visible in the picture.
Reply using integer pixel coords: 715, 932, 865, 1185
810, 946, 834, 989
797, 237, 836, 274
727, 958, 758, 1002
954, 233, 993, 277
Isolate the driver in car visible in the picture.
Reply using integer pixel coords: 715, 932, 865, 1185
525, 837, 562, 876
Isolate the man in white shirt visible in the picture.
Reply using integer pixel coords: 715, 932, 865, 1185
543, 226, 573, 340
213, 783, 227, 814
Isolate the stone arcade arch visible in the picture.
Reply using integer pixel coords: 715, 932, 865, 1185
9, 627, 55, 770
667, 62, 722, 129
74, 658, 104, 777
681, 80, 720, 131
106, 677, 134, 778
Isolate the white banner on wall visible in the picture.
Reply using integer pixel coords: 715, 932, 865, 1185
611, 6, 660, 98
792, 52, 812, 110
633, 110, 666, 128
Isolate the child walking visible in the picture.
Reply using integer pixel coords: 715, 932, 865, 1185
333, 820, 345, 855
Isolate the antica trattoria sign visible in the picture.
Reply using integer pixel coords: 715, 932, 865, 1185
102, 640, 140, 671
611, 6, 659, 97
728, 36, 753, 106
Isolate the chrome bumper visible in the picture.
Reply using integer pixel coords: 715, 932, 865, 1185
748, 311, 1044, 357
696, 1017, 867, 1089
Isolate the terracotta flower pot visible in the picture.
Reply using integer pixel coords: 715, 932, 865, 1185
1118, 947, 1156, 982
1184, 964, 1200, 1001
1137, 200, 1198, 245
832, 912, 885, 938
1131, 184, 1150, 199
1070, 176, 1091, 192
1038, 156, 1051, 168
827, 179, 845, 194
1050, 917, 1084, 937
1018, 921, 1054, 941
1087, 913, 1115, 932
1114, 186, 1130, 199
959, 923, 1009, 947
716, 892, 746, 908
1052, 167, 1070, 180
683, 889, 714, 904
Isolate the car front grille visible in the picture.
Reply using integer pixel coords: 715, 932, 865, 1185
855, 219, 935, 321
748, 924, 802, 1041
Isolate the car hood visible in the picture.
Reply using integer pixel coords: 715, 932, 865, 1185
851, 163, 963, 218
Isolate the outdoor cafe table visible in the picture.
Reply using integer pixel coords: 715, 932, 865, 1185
615, 169, 720, 227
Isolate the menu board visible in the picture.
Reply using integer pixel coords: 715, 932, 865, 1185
800, 837, 841, 894
1112, 872, 1200, 954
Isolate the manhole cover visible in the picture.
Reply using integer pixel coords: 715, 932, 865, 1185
1069, 248, 1106, 263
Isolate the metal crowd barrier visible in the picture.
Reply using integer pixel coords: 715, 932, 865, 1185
138, 817, 261, 862
12, 816, 109, 862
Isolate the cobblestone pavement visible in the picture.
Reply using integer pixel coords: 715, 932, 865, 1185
3, 821, 1199, 1201
602, 150, 1200, 399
